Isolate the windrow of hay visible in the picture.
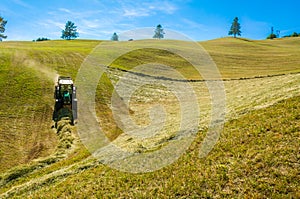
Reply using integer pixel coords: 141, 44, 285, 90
0, 119, 77, 192
93, 67, 300, 156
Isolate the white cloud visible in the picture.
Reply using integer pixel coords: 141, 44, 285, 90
123, 8, 150, 17
181, 18, 207, 31
146, 1, 178, 14
42, 19, 65, 29
11, 0, 33, 9
58, 8, 72, 14
51, 7, 103, 21
119, 0, 178, 18
81, 19, 101, 29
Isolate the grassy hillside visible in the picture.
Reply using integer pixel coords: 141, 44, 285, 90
0, 37, 299, 198
106, 37, 300, 79
0, 40, 100, 171
37, 95, 300, 198
202, 37, 300, 78
95, 37, 300, 152
1, 95, 299, 198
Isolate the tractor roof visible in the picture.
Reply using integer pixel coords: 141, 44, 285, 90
59, 79, 73, 85
58, 76, 73, 85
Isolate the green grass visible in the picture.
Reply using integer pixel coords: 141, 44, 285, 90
0, 37, 299, 198
0, 40, 100, 171
110, 47, 201, 80
201, 37, 300, 79
4, 94, 298, 198
106, 37, 300, 80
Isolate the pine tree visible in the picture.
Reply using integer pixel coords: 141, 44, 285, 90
0, 15, 8, 40
153, 24, 165, 39
228, 17, 241, 38
61, 21, 79, 40
111, 32, 119, 41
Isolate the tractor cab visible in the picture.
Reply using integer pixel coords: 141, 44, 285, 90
53, 76, 77, 125
56, 77, 73, 104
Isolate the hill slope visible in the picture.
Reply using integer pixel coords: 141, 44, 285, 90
0, 40, 100, 171
202, 37, 300, 78
1, 95, 299, 198
0, 38, 299, 198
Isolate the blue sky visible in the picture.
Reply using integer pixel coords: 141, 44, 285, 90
1, 0, 300, 41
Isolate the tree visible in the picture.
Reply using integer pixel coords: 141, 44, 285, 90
111, 32, 119, 41
267, 27, 277, 39
283, 32, 300, 38
0, 15, 7, 40
35, 37, 50, 42
267, 33, 277, 39
153, 24, 165, 39
228, 17, 241, 38
61, 21, 79, 40
291, 32, 298, 37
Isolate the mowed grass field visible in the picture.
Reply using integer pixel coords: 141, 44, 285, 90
0, 37, 299, 198
0, 40, 100, 171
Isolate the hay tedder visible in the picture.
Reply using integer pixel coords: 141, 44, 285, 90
53, 76, 77, 126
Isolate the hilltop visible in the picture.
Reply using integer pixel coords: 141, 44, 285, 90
202, 37, 300, 78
